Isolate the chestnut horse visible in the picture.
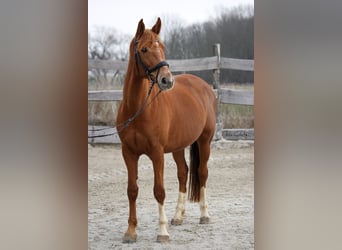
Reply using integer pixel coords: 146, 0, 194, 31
116, 18, 217, 243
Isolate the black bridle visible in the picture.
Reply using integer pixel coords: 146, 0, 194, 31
134, 39, 169, 84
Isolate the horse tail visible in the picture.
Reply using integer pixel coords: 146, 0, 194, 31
188, 141, 201, 202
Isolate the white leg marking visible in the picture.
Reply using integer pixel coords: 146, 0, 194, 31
158, 203, 169, 236
199, 187, 209, 218
173, 192, 186, 221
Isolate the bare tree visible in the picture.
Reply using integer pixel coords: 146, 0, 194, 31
88, 27, 130, 87
158, 14, 187, 59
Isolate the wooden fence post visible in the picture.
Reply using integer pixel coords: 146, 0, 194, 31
213, 43, 222, 140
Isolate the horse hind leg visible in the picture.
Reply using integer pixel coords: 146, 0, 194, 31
197, 136, 212, 224
171, 150, 188, 225
187, 138, 211, 224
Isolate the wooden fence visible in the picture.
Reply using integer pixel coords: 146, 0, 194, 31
88, 44, 254, 143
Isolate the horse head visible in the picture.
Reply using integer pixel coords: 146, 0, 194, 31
132, 18, 174, 91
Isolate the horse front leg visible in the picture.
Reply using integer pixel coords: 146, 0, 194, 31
122, 145, 139, 243
149, 149, 169, 242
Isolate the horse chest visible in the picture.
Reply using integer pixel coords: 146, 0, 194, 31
121, 125, 158, 154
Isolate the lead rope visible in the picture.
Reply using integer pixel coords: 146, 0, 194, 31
115, 82, 158, 133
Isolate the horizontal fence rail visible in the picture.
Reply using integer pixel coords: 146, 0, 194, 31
88, 60, 128, 71
88, 89, 253, 106
88, 44, 254, 143
220, 58, 254, 71
219, 89, 253, 105
88, 57, 254, 72
88, 126, 254, 144
88, 90, 123, 101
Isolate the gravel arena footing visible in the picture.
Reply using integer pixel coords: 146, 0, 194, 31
88, 140, 254, 249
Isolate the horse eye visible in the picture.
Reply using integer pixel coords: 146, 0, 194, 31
141, 47, 148, 53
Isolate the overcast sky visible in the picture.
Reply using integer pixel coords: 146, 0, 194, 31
88, 0, 254, 35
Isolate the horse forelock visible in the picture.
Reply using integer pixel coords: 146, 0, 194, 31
134, 30, 165, 51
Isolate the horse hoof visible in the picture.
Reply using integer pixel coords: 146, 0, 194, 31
122, 233, 137, 243
156, 234, 170, 243
199, 216, 210, 224
171, 218, 183, 225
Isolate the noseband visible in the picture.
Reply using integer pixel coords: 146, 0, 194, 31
134, 39, 169, 84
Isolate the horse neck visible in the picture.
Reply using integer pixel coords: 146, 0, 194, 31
122, 62, 151, 112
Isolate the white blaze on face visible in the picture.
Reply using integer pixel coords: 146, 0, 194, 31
199, 187, 209, 218
158, 203, 169, 236
173, 192, 186, 221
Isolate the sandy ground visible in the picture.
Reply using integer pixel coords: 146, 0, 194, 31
88, 140, 254, 249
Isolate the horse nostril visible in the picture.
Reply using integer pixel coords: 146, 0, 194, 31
161, 77, 167, 84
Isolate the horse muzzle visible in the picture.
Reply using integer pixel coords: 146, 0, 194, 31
158, 76, 174, 91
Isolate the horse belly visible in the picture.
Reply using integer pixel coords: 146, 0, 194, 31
163, 113, 205, 153
162, 81, 214, 152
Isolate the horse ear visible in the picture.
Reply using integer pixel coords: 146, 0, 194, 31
135, 19, 145, 40
151, 17, 161, 35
